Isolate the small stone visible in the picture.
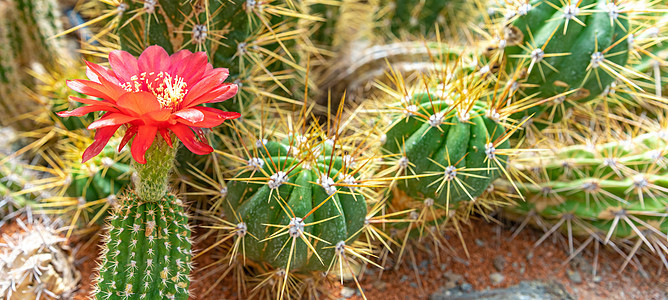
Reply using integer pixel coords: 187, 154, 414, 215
340, 287, 356, 298
400, 275, 409, 283
453, 256, 470, 266
593, 276, 602, 283
440, 264, 447, 271
460, 283, 473, 292
567, 270, 582, 284
373, 280, 387, 291
493, 255, 506, 272
410, 282, 418, 288
490, 273, 505, 285
475, 239, 486, 247
526, 251, 534, 261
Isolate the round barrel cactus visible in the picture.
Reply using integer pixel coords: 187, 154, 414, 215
224, 133, 367, 272
501, 0, 630, 115
382, 92, 509, 207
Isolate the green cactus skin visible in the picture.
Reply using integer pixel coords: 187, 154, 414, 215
501, 0, 629, 116
224, 135, 368, 272
502, 130, 668, 266
382, 92, 509, 208
133, 138, 177, 203
95, 194, 192, 300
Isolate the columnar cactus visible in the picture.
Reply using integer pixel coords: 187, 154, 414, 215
501, 117, 668, 269
94, 194, 192, 299
55, 45, 240, 298
0, 0, 72, 129
379, 0, 475, 39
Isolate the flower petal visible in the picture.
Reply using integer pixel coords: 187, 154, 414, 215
67, 79, 125, 101
185, 83, 238, 107
159, 128, 173, 148
170, 51, 208, 84
138, 45, 169, 73
173, 108, 205, 123
109, 50, 139, 83
85, 61, 121, 86
88, 113, 138, 130
182, 69, 230, 106
57, 105, 118, 117
170, 124, 213, 155
67, 96, 115, 106
175, 107, 240, 128
119, 125, 138, 152
116, 91, 163, 116
82, 125, 120, 163
130, 125, 158, 164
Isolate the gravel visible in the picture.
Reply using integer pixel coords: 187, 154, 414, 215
430, 281, 575, 300
490, 273, 505, 285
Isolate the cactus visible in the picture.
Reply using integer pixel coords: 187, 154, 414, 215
0, 219, 80, 299
0, 1, 28, 128
224, 128, 368, 272
0, 0, 73, 129
629, 14, 667, 98
492, 0, 635, 119
94, 193, 192, 300
377, 72, 512, 212
501, 115, 668, 270
57, 136, 132, 229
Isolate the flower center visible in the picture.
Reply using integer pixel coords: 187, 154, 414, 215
122, 71, 189, 109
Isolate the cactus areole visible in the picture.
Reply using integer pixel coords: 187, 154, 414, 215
503, 0, 629, 112
224, 136, 367, 272
383, 93, 509, 207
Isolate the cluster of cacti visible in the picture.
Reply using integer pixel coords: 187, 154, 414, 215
0, 0, 667, 299
0, 219, 80, 299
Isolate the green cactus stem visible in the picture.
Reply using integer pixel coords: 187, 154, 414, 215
95, 194, 192, 300
133, 137, 177, 203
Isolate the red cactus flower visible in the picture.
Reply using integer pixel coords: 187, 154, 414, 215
58, 45, 240, 164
